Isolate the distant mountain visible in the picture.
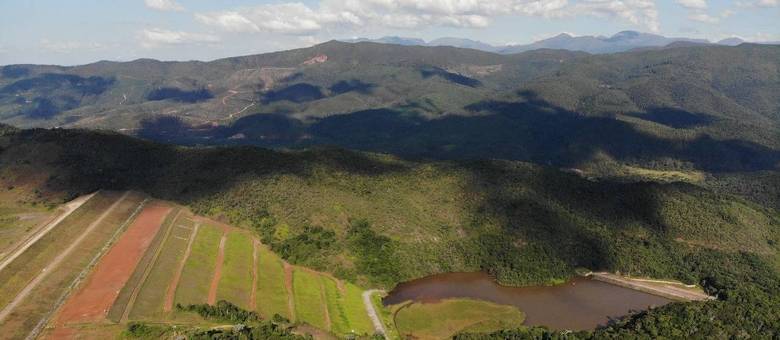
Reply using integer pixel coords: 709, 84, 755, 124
343, 36, 427, 46
344, 31, 722, 54
1, 41, 778, 176
717, 37, 746, 46
427, 37, 501, 52
500, 31, 710, 54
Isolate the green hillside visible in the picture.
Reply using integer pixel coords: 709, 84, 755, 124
1, 126, 779, 336
1, 43, 778, 177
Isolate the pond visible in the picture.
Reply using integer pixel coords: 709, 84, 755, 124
383, 272, 672, 330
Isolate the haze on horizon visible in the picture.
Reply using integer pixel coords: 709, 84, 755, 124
0, 0, 779, 66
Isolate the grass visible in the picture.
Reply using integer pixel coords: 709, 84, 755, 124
371, 292, 400, 339
393, 299, 525, 340
321, 277, 374, 336
343, 283, 374, 334
107, 205, 178, 322
173, 223, 222, 306
292, 268, 328, 330
216, 232, 254, 309
129, 212, 196, 320
0, 191, 53, 257
0, 191, 146, 339
0, 191, 119, 308
322, 277, 350, 334
255, 244, 290, 319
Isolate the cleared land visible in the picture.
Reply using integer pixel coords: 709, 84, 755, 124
0, 191, 145, 339
0, 192, 92, 270
173, 224, 222, 306
109, 207, 181, 322
53, 202, 172, 326
590, 272, 713, 301
215, 232, 254, 309
393, 299, 526, 340
129, 211, 197, 319
255, 244, 291, 319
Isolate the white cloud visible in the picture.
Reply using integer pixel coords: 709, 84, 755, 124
139, 28, 220, 48
40, 39, 109, 53
688, 12, 719, 23
195, 0, 662, 34
737, 0, 778, 7
676, 0, 707, 9
145, 0, 185, 12
565, 0, 660, 33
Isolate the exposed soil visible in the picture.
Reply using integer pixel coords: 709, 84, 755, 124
284, 262, 296, 320
0, 192, 130, 324
249, 239, 259, 310
207, 228, 229, 305
53, 202, 172, 325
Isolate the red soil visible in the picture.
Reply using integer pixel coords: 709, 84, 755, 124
53, 203, 172, 325
284, 262, 295, 320
207, 228, 229, 305
249, 239, 259, 310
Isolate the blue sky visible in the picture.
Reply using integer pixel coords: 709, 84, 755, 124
0, 0, 778, 65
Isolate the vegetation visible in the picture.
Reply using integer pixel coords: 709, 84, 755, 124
177, 300, 260, 323
255, 245, 291, 319
0, 126, 779, 337
292, 268, 328, 329
126, 303, 305, 340
174, 224, 222, 306
394, 299, 525, 340
217, 232, 254, 309
130, 211, 196, 319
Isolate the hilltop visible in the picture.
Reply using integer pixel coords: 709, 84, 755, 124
1, 43, 779, 179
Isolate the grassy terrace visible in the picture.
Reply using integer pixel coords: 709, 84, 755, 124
129, 211, 196, 320
0, 191, 119, 308
216, 232, 254, 309
174, 224, 222, 306
293, 268, 328, 330
255, 244, 291, 319
0, 191, 145, 339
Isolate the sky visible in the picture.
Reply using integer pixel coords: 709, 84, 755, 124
0, 0, 778, 65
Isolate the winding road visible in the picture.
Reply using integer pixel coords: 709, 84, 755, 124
362, 289, 387, 337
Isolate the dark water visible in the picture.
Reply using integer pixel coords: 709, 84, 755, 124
384, 272, 672, 330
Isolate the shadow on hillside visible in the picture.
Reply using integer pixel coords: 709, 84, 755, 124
626, 107, 715, 129
147, 87, 213, 103
420, 67, 482, 88
329, 79, 376, 95
262, 83, 324, 104
137, 90, 780, 173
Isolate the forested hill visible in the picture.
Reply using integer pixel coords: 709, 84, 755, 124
1, 43, 779, 175
2, 126, 780, 336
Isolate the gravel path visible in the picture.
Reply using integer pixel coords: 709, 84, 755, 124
362, 289, 387, 337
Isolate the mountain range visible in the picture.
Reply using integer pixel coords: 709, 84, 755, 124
344, 30, 777, 54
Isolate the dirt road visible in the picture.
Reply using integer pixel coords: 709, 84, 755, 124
0, 192, 129, 323
591, 272, 714, 301
362, 290, 387, 337
0, 193, 96, 272
207, 230, 228, 305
